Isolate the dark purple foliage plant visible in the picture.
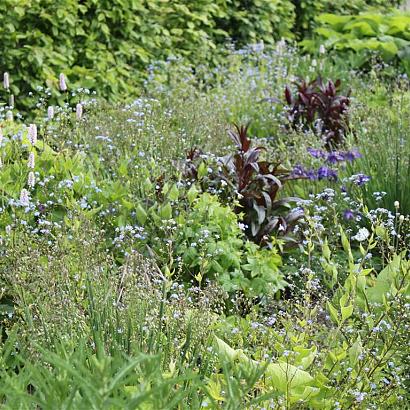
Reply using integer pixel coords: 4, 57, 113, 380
184, 125, 305, 246
285, 77, 351, 149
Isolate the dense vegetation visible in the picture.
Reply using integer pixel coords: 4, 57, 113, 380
0, 1, 409, 409
0, 0, 406, 111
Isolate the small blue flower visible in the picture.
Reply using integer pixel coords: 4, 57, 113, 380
307, 147, 325, 159
343, 209, 355, 220
317, 166, 338, 181
342, 149, 362, 161
350, 173, 371, 186
326, 151, 344, 164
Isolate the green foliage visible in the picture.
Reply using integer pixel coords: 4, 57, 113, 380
348, 84, 410, 215
0, 39, 409, 408
217, 0, 295, 44
0, 0, 296, 113
303, 11, 410, 75
175, 193, 285, 297
292, 0, 403, 38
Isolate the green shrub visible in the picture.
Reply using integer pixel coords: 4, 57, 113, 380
175, 193, 285, 298
0, 0, 295, 113
302, 11, 410, 75
292, 0, 403, 38
218, 0, 295, 44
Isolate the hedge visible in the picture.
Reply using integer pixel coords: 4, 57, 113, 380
0, 0, 404, 111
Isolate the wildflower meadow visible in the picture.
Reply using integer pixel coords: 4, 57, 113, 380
0, 1, 409, 409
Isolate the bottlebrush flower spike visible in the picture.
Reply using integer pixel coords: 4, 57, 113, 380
59, 73, 67, 91
28, 124, 37, 145
28, 152, 35, 169
47, 106, 54, 120
76, 103, 83, 120
20, 189, 29, 206
28, 171, 35, 188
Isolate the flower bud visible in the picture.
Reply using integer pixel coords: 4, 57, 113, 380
3, 72, 9, 90
394, 201, 399, 209
5, 111, 13, 121
399, 215, 405, 223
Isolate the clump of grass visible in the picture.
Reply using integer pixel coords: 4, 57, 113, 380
348, 81, 410, 215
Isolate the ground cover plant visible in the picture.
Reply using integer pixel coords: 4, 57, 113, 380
1, 3, 410, 409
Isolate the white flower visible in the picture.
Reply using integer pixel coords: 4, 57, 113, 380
59, 73, 67, 91
0, 127, 3, 145
353, 227, 370, 242
394, 201, 399, 209
28, 124, 37, 145
5, 111, 13, 121
3, 72, 9, 90
319, 44, 326, 54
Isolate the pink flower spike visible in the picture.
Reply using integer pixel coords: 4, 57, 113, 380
59, 73, 67, 91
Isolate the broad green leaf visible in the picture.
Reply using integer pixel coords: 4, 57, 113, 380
265, 362, 314, 391
135, 204, 147, 225
341, 304, 353, 321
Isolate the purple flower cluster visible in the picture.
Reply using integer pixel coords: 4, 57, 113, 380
291, 164, 338, 181
343, 209, 355, 220
307, 148, 362, 164
349, 173, 371, 186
